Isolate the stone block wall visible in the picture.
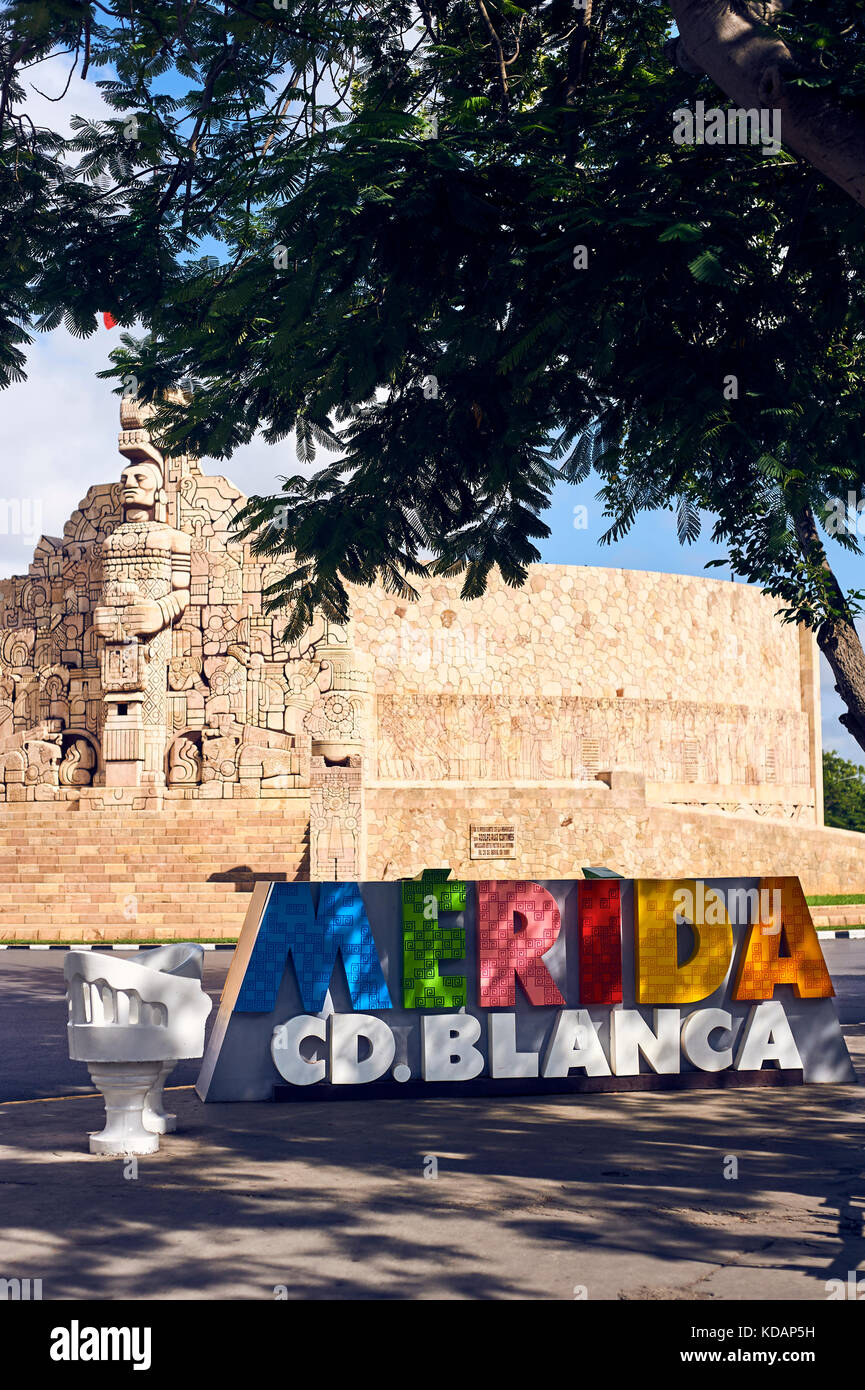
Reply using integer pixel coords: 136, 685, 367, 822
365, 778, 864, 897
350, 566, 822, 825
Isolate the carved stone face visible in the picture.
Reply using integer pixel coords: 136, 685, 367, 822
119, 464, 161, 514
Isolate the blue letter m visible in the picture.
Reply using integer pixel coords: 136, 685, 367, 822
235, 882, 392, 1013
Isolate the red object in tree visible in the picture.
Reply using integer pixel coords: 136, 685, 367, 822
102, 311, 117, 329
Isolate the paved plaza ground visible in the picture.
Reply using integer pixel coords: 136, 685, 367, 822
0, 941, 863, 1301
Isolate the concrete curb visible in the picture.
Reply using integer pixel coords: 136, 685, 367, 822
0, 942, 222, 951
1, 934, 862, 947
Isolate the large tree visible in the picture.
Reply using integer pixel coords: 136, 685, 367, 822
3, 0, 865, 747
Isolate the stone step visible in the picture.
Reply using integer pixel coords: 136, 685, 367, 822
0, 833, 308, 846
0, 801, 310, 937
0, 797, 316, 939
810, 903, 865, 927
0, 807, 285, 810
0, 852, 305, 863
0, 824, 310, 835
0, 881, 277, 898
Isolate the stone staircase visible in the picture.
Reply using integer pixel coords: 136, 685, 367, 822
0, 800, 310, 941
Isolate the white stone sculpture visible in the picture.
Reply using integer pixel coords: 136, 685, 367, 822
64, 943, 212, 1155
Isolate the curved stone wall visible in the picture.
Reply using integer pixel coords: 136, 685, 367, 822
349, 565, 822, 825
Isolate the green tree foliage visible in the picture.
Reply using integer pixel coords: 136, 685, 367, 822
823, 749, 865, 834
3, 1, 865, 743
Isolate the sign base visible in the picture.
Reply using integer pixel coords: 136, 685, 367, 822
273, 1067, 806, 1103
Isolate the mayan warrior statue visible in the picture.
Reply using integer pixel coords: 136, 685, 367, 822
92, 429, 191, 787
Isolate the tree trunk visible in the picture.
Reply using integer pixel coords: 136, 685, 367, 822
791, 504, 865, 756
817, 614, 865, 756
669, 0, 865, 211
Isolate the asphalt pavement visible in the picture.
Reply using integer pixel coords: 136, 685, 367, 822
0, 949, 232, 1102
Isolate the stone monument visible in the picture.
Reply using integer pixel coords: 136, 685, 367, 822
0, 394, 372, 879
0, 394, 862, 940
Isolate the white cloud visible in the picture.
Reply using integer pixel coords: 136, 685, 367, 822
23, 52, 113, 136
0, 322, 317, 579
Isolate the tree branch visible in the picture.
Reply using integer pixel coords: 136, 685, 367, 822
669, 0, 865, 210
475, 0, 509, 114
791, 502, 865, 755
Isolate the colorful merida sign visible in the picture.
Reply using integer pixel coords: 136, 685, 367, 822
196, 873, 855, 1101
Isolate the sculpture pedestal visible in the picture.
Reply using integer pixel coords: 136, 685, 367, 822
87, 1061, 163, 1155
143, 1062, 177, 1134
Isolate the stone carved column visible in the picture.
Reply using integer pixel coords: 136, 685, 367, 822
309, 754, 366, 880
92, 405, 191, 790
303, 641, 373, 763
304, 631, 371, 879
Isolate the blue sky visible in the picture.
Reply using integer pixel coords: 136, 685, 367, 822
2, 54, 863, 765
